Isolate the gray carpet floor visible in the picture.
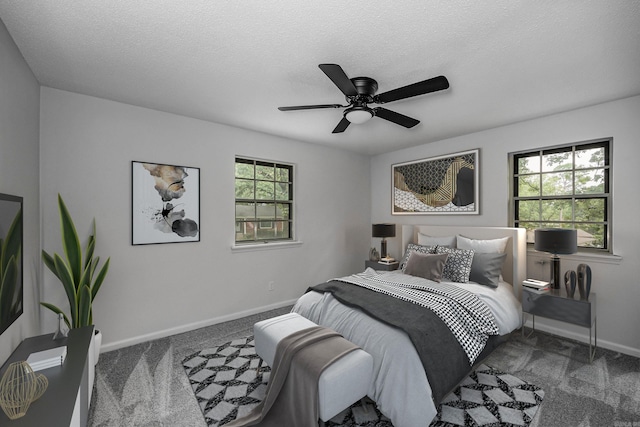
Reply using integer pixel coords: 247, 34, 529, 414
88, 308, 640, 427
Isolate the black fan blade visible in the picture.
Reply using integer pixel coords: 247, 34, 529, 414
332, 117, 351, 133
374, 75, 449, 104
319, 64, 358, 97
278, 104, 344, 111
373, 107, 420, 128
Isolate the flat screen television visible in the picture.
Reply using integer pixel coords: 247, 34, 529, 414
0, 193, 23, 335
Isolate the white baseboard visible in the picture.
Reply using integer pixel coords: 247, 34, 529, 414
522, 319, 640, 359
101, 299, 298, 353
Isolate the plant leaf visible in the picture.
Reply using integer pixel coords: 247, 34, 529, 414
84, 233, 95, 271
91, 257, 110, 301
79, 258, 94, 290
77, 285, 92, 327
42, 250, 62, 282
40, 302, 71, 329
53, 253, 77, 327
58, 195, 82, 288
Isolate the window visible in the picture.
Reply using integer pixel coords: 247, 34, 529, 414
235, 157, 293, 243
510, 139, 611, 251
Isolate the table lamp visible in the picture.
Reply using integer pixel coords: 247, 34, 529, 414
372, 224, 395, 260
534, 228, 577, 289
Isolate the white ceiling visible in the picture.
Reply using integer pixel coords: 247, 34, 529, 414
1, 1, 639, 155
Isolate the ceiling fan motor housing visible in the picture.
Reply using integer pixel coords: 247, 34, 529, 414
350, 77, 378, 98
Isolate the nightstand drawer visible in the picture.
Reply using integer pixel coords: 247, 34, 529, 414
522, 289, 595, 328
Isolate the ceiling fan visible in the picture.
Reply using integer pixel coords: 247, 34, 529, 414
278, 64, 449, 133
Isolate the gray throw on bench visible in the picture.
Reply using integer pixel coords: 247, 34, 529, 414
225, 326, 359, 427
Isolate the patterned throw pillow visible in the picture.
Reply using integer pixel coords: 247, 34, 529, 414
399, 243, 437, 271
435, 246, 475, 283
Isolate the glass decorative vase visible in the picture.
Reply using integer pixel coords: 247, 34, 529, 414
52, 313, 68, 340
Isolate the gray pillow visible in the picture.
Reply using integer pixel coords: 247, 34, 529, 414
399, 243, 437, 271
435, 246, 475, 283
404, 252, 449, 282
469, 252, 507, 288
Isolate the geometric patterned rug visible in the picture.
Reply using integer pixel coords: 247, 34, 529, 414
430, 365, 544, 426
182, 336, 544, 427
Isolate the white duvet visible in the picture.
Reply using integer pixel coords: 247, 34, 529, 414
292, 271, 522, 427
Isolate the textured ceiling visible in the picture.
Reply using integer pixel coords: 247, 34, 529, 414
1, 1, 639, 155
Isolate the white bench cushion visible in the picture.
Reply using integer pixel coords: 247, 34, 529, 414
254, 313, 373, 422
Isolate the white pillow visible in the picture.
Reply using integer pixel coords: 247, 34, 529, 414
418, 233, 456, 247
456, 235, 509, 254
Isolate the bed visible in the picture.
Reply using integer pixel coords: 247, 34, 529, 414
292, 225, 526, 427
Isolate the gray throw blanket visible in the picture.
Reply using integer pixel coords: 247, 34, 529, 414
225, 326, 359, 427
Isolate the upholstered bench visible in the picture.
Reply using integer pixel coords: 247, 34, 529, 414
254, 313, 374, 423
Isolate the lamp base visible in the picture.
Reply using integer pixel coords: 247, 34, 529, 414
549, 255, 561, 289
380, 239, 388, 259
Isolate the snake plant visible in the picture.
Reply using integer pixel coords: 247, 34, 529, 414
0, 207, 22, 326
41, 194, 110, 329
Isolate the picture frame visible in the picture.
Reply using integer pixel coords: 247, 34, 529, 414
132, 161, 200, 245
0, 193, 23, 334
392, 149, 479, 215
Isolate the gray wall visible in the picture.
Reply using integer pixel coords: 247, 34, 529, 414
0, 18, 40, 363
39, 88, 370, 351
371, 95, 640, 357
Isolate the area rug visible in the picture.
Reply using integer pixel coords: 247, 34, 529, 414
182, 336, 544, 427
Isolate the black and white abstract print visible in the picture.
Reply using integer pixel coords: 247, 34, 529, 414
132, 161, 200, 244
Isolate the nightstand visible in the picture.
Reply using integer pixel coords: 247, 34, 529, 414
522, 286, 596, 362
365, 260, 399, 271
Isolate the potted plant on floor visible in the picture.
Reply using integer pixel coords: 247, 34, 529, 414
41, 194, 110, 364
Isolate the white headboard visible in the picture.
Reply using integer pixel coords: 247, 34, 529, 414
401, 225, 527, 297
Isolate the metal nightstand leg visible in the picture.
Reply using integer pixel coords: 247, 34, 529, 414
588, 317, 597, 363
522, 313, 536, 339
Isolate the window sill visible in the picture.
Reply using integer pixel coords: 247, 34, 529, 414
527, 248, 623, 265
231, 240, 303, 253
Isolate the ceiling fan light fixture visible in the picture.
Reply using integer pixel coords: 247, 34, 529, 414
344, 106, 373, 124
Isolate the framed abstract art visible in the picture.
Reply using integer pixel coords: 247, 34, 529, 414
392, 149, 479, 215
132, 161, 200, 244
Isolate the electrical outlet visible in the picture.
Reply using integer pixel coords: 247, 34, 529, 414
268, 281, 274, 291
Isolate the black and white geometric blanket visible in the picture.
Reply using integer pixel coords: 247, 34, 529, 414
335, 269, 499, 364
